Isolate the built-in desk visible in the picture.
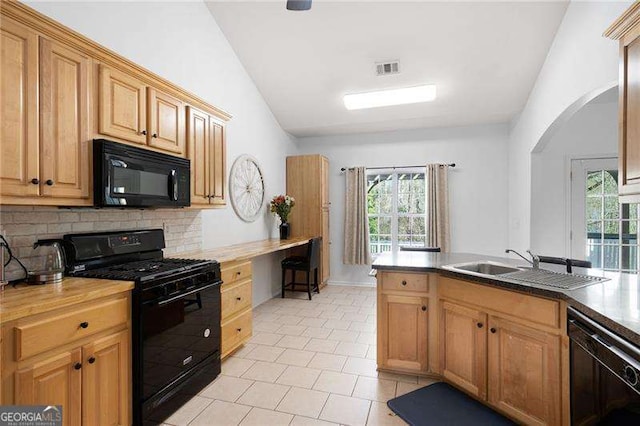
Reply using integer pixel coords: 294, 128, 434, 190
176, 236, 316, 358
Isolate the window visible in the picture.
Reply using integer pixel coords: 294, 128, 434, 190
585, 169, 639, 272
367, 169, 426, 255
571, 158, 640, 273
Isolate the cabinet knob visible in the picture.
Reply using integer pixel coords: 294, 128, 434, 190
74, 362, 82, 370
490, 327, 497, 334
236, 297, 242, 301
477, 322, 483, 328
237, 328, 242, 332
236, 271, 242, 276
45, 179, 54, 186
141, 130, 147, 135
401, 280, 407, 286
30, 178, 39, 185
421, 306, 427, 312
152, 133, 158, 138
88, 356, 96, 364
79, 321, 89, 329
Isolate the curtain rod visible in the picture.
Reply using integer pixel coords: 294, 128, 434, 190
340, 163, 455, 173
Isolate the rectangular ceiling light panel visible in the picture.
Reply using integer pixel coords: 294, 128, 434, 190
343, 85, 436, 110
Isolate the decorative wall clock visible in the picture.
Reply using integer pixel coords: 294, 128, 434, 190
229, 154, 265, 222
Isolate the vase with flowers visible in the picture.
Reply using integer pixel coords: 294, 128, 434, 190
270, 194, 295, 239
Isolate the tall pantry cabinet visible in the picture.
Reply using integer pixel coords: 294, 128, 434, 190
286, 155, 331, 286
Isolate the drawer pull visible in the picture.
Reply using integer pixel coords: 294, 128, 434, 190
490, 327, 497, 334
237, 328, 242, 332
236, 297, 242, 301
88, 356, 96, 364
79, 322, 89, 329
401, 280, 407, 286
421, 306, 427, 311
477, 322, 483, 328
74, 362, 82, 370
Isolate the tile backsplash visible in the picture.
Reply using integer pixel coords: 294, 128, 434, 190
0, 206, 202, 281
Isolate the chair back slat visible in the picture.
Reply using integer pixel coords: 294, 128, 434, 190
308, 237, 322, 269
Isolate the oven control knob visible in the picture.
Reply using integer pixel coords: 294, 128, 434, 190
182, 278, 193, 289
624, 365, 638, 387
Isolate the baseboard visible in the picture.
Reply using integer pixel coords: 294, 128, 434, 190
326, 280, 376, 288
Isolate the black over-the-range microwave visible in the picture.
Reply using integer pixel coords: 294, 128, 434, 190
93, 139, 190, 208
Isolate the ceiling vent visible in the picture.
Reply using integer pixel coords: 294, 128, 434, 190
376, 61, 400, 76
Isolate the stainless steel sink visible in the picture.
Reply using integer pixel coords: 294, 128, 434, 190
442, 261, 610, 290
442, 261, 523, 277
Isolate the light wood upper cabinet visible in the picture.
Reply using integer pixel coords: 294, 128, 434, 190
82, 330, 129, 426
99, 65, 147, 145
39, 38, 91, 200
440, 300, 487, 400
148, 88, 185, 155
488, 316, 561, 426
606, 4, 640, 202
0, 18, 39, 197
15, 349, 82, 426
187, 106, 227, 207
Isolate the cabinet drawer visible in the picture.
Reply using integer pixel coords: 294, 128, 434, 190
221, 280, 252, 320
381, 272, 429, 293
221, 309, 252, 357
14, 298, 128, 361
221, 261, 252, 287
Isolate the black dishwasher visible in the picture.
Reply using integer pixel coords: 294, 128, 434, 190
568, 307, 640, 425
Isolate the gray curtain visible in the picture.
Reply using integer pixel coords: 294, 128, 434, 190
426, 164, 451, 252
343, 167, 372, 265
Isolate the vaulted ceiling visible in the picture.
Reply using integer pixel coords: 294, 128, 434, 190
206, 1, 569, 137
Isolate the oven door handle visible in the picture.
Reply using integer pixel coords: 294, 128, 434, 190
156, 281, 219, 306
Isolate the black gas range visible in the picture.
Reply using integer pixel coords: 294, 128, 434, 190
62, 229, 222, 425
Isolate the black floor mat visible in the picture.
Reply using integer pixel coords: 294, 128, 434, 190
387, 382, 517, 426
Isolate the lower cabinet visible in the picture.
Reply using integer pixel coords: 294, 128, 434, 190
440, 300, 487, 399
379, 294, 429, 373
377, 271, 431, 375
2, 294, 131, 426
220, 260, 253, 358
440, 297, 563, 426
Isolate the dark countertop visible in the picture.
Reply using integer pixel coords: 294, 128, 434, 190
373, 252, 640, 346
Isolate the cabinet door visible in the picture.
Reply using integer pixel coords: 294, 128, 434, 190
321, 207, 330, 284
99, 65, 147, 145
15, 349, 82, 426
488, 317, 561, 426
82, 330, 130, 426
209, 119, 226, 205
0, 18, 39, 197
620, 31, 640, 199
379, 294, 428, 373
148, 88, 185, 155
440, 300, 487, 399
321, 156, 329, 208
39, 38, 91, 200
187, 106, 210, 205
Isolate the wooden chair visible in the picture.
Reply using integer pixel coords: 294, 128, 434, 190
399, 246, 441, 253
281, 237, 321, 300
538, 256, 592, 273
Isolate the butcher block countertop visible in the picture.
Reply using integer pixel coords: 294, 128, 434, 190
175, 236, 315, 264
0, 278, 134, 323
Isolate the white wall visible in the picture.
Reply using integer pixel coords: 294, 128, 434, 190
508, 1, 630, 252
297, 124, 509, 285
25, 1, 298, 305
530, 100, 618, 257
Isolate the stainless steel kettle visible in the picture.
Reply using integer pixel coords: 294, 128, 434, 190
27, 239, 65, 284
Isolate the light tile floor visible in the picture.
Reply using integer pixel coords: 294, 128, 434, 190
157, 285, 438, 426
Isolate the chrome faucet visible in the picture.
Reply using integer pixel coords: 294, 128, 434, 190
505, 249, 540, 270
